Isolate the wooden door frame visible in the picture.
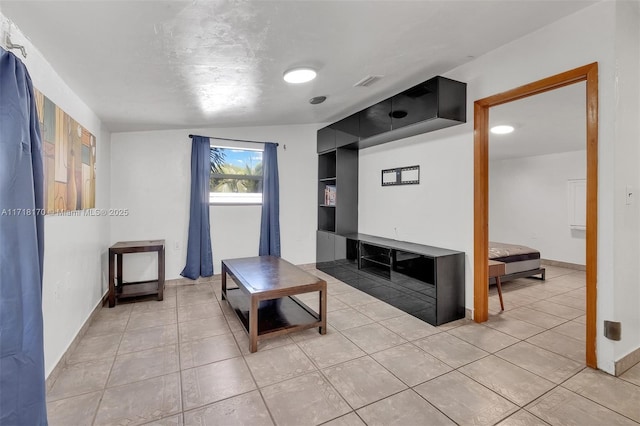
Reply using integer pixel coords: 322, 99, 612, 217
473, 63, 598, 368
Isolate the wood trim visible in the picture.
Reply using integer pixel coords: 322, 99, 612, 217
473, 63, 598, 368
474, 102, 489, 322
585, 64, 598, 368
475, 63, 597, 108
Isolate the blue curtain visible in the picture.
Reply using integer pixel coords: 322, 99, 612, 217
181, 135, 214, 279
0, 48, 48, 425
259, 143, 281, 256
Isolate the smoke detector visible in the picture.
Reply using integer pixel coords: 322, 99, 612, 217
309, 96, 327, 105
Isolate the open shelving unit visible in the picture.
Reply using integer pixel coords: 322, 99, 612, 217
316, 125, 358, 265
318, 150, 337, 232
360, 242, 392, 279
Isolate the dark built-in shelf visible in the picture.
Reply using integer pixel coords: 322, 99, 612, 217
316, 75, 467, 324
345, 233, 462, 258
316, 143, 358, 262
361, 255, 391, 267
317, 76, 466, 154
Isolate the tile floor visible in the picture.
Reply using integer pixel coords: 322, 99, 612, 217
46, 265, 640, 426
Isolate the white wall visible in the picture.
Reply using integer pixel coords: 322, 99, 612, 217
359, 1, 640, 373
1, 14, 111, 377
612, 0, 640, 367
110, 124, 317, 280
489, 151, 586, 265
358, 128, 473, 272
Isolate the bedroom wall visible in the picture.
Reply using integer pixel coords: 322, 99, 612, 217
359, 1, 640, 373
488, 150, 586, 265
110, 124, 318, 280
2, 14, 112, 377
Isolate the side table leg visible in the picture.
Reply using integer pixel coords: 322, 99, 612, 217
108, 250, 115, 308
116, 253, 123, 288
249, 296, 258, 353
158, 246, 165, 301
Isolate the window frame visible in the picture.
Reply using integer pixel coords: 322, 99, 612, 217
209, 144, 264, 206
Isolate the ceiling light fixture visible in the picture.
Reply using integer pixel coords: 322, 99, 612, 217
283, 68, 317, 84
490, 125, 515, 135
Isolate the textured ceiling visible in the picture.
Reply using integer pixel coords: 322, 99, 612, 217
1, 0, 594, 133
490, 82, 586, 161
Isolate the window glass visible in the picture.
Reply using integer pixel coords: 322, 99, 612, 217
209, 146, 263, 204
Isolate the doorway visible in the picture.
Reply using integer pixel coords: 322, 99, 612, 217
473, 63, 598, 368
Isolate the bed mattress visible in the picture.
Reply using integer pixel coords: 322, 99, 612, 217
489, 242, 540, 263
489, 242, 541, 275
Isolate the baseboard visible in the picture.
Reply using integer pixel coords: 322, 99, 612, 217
45, 290, 109, 392
166, 275, 222, 286
297, 262, 317, 270
541, 259, 586, 271
615, 346, 640, 376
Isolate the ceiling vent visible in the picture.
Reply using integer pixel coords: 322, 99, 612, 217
353, 75, 383, 88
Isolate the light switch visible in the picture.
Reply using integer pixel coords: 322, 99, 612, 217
626, 185, 633, 205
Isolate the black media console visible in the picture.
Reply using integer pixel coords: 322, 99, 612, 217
317, 233, 465, 326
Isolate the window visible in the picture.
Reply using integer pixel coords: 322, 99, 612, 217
209, 146, 263, 204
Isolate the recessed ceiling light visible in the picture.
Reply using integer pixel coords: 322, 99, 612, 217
490, 125, 515, 135
283, 68, 317, 84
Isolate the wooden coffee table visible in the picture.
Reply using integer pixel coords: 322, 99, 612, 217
221, 256, 327, 353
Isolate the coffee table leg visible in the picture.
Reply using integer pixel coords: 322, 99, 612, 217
249, 296, 258, 353
221, 263, 227, 301
319, 283, 327, 335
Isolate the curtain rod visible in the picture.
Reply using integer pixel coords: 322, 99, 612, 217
3, 34, 27, 58
189, 134, 278, 147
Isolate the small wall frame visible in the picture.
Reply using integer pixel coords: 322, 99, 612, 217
381, 165, 420, 186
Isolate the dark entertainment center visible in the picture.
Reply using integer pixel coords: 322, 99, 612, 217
316, 75, 468, 326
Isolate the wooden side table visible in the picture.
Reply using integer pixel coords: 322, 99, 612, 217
488, 260, 506, 311
108, 240, 165, 308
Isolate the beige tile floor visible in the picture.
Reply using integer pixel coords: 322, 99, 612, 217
46, 265, 640, 426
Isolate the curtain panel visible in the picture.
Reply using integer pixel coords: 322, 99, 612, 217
181, 135, 214, 279
0, 47, 48, 425
259, 142, 281, 256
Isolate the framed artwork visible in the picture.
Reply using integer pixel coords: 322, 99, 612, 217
381, 165, 420, 186
34, 89, 96, 213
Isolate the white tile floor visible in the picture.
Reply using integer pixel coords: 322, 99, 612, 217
46, 265, 640, 426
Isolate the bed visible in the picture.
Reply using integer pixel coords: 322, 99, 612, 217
489, 241, 546, 284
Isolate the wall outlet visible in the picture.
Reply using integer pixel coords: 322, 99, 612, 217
625, 185, 633, 205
